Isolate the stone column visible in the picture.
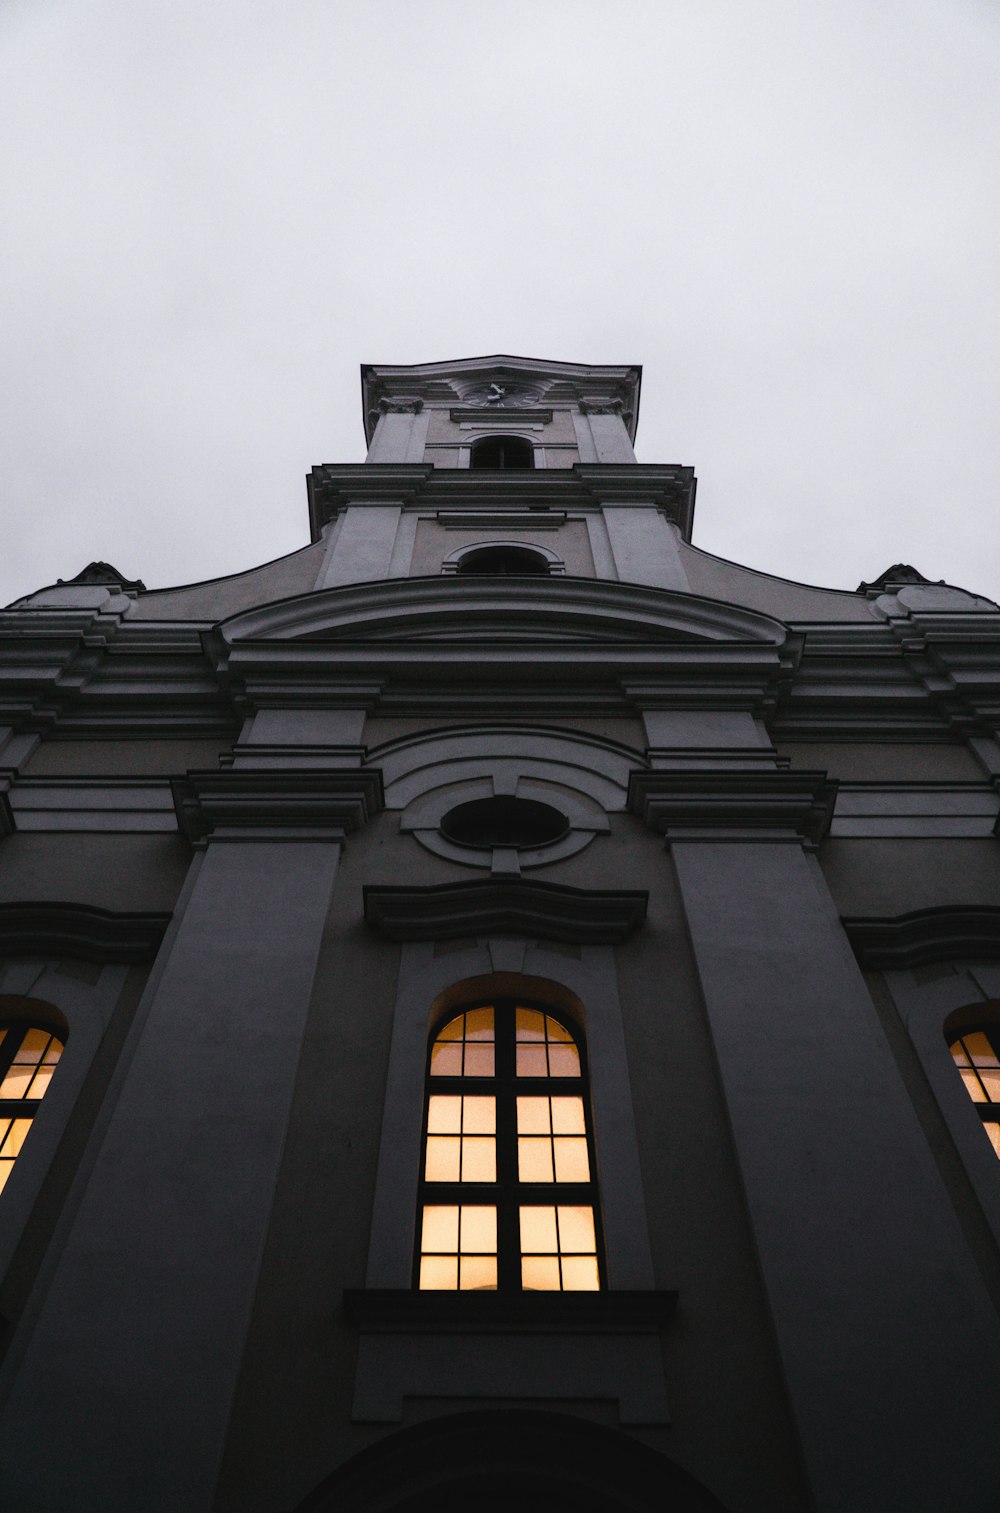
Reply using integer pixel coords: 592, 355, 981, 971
365, 399, 427, 463
629, 767, 1000, 1513
0, 766, 382, 1513
601, 507, 690, 590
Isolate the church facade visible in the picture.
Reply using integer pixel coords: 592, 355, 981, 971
1, 355, 999, 1511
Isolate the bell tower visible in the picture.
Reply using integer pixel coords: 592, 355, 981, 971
308, 354, 697, 591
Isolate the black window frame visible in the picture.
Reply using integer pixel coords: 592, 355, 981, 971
949, 1023, 1000, 1152
0, 1021, 66, 1192
415, 996, 605, 1293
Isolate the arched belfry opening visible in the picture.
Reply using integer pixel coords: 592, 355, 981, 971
470, 435, 535, 470
456, 545, 549, 576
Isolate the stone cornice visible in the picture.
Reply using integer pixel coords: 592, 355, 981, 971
628, 769, 838, 849
205, 579, 794, 717
172, 768, 384, 844
363, 879, 648, 944
0, 902, 170, 961
306, 463, 696, 541
842, 907, 1000, 968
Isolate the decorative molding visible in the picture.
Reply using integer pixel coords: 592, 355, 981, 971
57, 561, 146, 593
450, 407, 553, 425
172, 768, 384, 844
842, 907, 1000, 968
579, 398, 624, 416
364, 879, 647, 943
857, 563, 937, 594
628, 769, 838, 849
343, 1288, 677, 1332
377, 397, 423, 415
435, 510, 567, 530
0, 902, 170, 961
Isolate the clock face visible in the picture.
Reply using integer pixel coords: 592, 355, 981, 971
463, 381, 542, 408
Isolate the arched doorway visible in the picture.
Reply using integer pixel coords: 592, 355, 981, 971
294, 1409, 729, 1513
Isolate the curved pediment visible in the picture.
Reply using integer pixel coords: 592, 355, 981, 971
212, 577, 789, 650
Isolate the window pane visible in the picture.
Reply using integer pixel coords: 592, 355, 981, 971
961, 1069, 987, 1103
430, 1043, 463, 1077
516, 1097, 550, 1134
0, 1119, 31, 1161
15, 1030, 51, 1064
425, 1136, 461, 1182
460, 1205, 497, 1253
465, 1008, 495, 1040
516, 1008, 546, 1040
463, 1045, 495, 1077
560, 1256, 600, 1291
516, 1045, 548, 1078
547, 1044, 581, 1077
965, 1032, 999, 1067
519, 1205, 558, 1253
951, 1040, 971, 1067
0, 1067, 33, 1099
0, 1161, 15, 1195
462, 1097, 496, 1134
557, 1205, 597, 1253
521, 1255, 561, 1291
461, 1137, 496, 1182
518, 1138, 554, 1182
551, 1097, 586, 1134
986, 1123, 1000, 1159
421, 1205, 459, 1252
547, 1018, 574, 1043
427, 1095, 462, 1133
420, 1256, 458, 1290
553, 1138, 590, 1183
24, 1066, 54, 1100
979, 1069, 1000, 1102
459, 1255, 498, 1290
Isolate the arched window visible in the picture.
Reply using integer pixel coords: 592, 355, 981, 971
470, 435, 534, 470
948, 1026, 1000, 1158
455, 545, 549, 576
0, 1023, 65, 1194
416, 999, 603, 1292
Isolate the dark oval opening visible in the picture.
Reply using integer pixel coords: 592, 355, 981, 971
441, 796, 568, 850
470, 435, 535, 470
456, 546, 549, 576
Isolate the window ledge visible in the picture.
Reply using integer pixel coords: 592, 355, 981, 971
343, 1288, 677, 1334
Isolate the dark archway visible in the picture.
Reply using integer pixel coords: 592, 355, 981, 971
293, 1409, 730, 1513
471, 435, 535, 469
456, 545, 550, 576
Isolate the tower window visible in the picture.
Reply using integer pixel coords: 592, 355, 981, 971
456, 545, 549, 576
416, 1000, 603, 1292
470, 436, 534, 470
0, 1024, 65, 1194
949, 1027, 1000, 1158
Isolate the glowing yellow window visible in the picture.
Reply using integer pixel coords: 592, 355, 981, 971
417, 1001, 602, 1292
0, 1025, 65, 1195
950, 1029, 1000, 1158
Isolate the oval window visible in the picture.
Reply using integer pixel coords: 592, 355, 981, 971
440, 796, 568, 850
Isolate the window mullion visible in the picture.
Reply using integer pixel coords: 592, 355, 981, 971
494, 1002, 521, 1292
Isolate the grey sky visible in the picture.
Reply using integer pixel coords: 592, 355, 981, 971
3, 0, 999, 606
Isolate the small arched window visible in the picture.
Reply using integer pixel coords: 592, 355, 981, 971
0, 1023, 65, 1194
949, 1026, 1000, 1158
456, 545, 549, 576
470, 436, 534, 470
416, 999, 603, 1292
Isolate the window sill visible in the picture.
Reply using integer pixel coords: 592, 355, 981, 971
343, 1288, 677, 1334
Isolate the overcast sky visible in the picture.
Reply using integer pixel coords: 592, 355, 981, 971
2, 0, 999, 606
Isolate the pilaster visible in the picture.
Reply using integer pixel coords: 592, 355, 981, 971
630, 765, 1000, 1512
